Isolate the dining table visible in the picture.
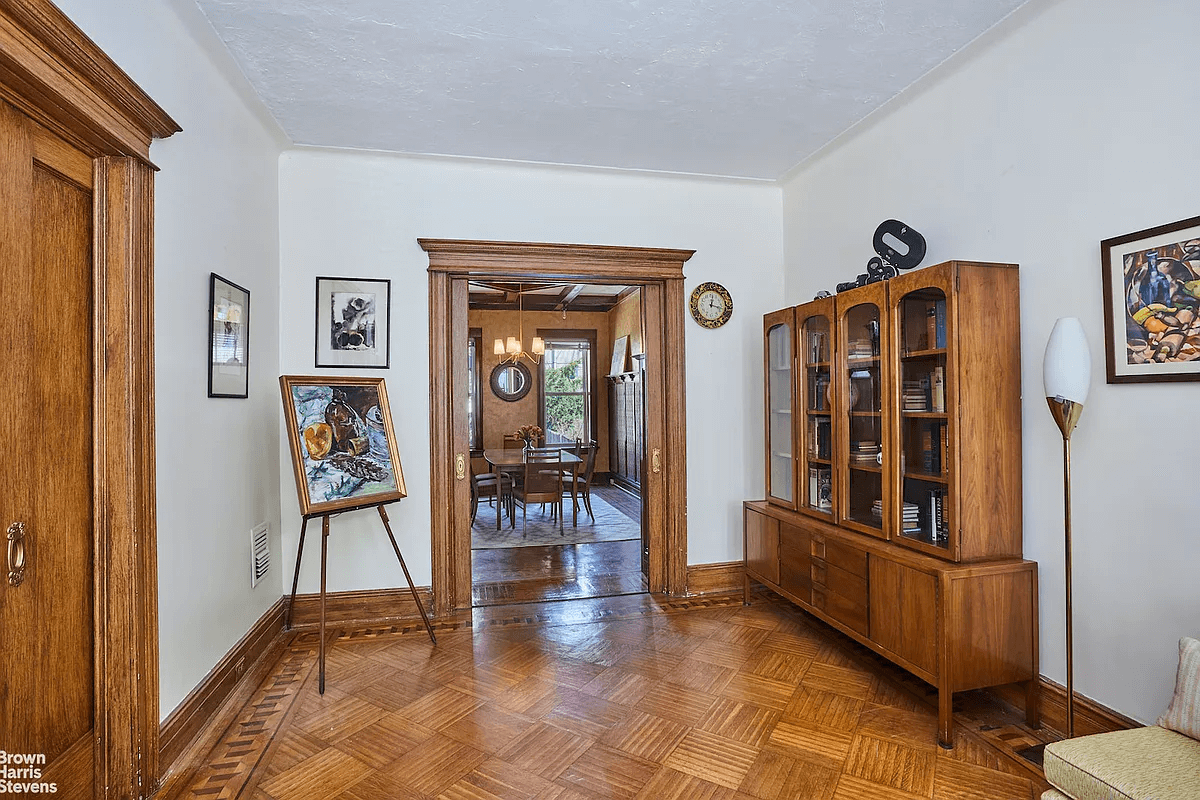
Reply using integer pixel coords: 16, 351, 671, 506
483, 448, 583, 530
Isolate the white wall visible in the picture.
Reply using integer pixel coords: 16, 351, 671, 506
278, 152, 783, 592
781, 0, 1199, 724
54, 0, 289, 718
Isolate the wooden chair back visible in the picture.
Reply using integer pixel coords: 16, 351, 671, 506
522, 450, 563, 499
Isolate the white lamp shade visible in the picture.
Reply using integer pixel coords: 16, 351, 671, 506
493, 338, 506, 355
506, 336, 521, 355
1043, 317, 1091, 404
531, 337, 545, 355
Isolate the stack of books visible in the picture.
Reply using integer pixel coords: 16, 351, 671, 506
901, 502, 921, 534
902, 379, 927, 411
850, 440, 880, 465
846, 339, 875, 360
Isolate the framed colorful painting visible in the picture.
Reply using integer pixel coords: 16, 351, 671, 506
280, 375, 406, 516
208, 273, 249, 398
1101, 214, 1200, 383
315, 276, 391, 368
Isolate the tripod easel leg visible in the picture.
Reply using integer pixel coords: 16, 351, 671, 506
378, 505, 437, 644
319, 514, 329, 694
285, 516, 309, 630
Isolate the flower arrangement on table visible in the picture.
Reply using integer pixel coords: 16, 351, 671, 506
514, 424, 543, 448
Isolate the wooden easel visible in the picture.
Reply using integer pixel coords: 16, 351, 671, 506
284, 503, 436, 694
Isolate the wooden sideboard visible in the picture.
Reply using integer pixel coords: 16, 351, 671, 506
745, 500, 1038, 747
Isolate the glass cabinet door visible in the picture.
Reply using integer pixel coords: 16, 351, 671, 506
799, 303, 834, 517
764, 308, 798, 509
837, 292, 888, 538
897, 286, 952, 552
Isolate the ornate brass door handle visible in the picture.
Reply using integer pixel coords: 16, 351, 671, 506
7, 521, 26, 587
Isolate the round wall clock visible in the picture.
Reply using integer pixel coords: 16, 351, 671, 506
689, 282, 733, 329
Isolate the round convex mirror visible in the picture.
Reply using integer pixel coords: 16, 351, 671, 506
490, 361, 532, 402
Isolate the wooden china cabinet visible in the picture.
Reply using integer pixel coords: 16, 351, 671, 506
746, 260, 1037, 748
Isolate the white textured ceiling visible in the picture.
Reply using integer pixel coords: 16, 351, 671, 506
194, 0, 1027, 179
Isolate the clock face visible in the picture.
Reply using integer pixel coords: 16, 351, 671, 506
689, 282, 733, 328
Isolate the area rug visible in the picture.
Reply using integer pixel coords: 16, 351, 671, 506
471, 492, 640, 549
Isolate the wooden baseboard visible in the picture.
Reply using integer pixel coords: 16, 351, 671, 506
988, 678, 1140, 738
686, 561, 745, 596
158, 598, 286, 776
288, 585, 436, 628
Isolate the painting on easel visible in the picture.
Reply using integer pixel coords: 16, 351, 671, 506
280, 375, 406, 516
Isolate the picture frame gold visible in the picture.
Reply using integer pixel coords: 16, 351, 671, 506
280, 375, 406, 517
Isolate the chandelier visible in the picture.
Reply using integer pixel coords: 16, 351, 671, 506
493, 284, 544, 365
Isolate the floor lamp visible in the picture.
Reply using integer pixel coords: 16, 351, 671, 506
1043, 317, 1091, 738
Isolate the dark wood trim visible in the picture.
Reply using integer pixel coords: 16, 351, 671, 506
158, 599, 286, 775
468, 327, 483, 451
419, 239, 695, 280
288, 586, 437, 627
686, 562, 745, 596
0, 1, 179, 162
94, 156, 162, 798
988, 678, 1140, 739
535, 328, 600, 448
423, 240, 694, 609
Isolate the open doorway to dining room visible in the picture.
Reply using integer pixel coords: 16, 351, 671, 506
467, 281, 649, 606
422, 239, 691, 618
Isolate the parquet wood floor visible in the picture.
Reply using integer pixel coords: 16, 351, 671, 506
471, 486, 647, 608
162, 590, 1052, 800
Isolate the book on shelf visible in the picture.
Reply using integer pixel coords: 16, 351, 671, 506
846, 339, 875, 359
902, 379, 927, 411
927, 488, 948, 544
931, 366, 945, 413
811, 374, 829, 411
808, 330, 825, 364
925, 305, 937, 351
935, 299, 947, 349
809, 466, 832, 510
808, 417, 831, 460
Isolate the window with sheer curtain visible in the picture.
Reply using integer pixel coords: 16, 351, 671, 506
467, 328, 482, 452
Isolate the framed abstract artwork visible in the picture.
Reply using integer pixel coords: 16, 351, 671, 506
208, 273, 249, 398
1101, 214, 1200, 383
315, 276, 391, 368
279, 375, 406, 517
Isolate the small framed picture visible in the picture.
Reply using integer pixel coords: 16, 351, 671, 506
1101, 214, 1200, 383
279, 375, 406, 517
315, 276, 391, 369
208, 273, 249, 398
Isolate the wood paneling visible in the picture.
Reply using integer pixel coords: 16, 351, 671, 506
159, 599, 287, 774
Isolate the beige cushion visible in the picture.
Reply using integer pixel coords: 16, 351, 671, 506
1158, 636, 1200, 740
1041, 790, 1071, 800
1043, 725, 1200, 800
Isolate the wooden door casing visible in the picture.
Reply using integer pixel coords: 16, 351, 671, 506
423, 240, 692, 609
0, 4, 178, 795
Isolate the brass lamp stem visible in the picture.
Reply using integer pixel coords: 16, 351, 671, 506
1048, 395, 1080, 739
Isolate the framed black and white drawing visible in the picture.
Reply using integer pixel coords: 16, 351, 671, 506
208, 272, 249, 398
315, 276, 391, 369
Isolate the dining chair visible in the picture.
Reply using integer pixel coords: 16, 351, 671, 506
511, 450, 563, 535
471, 465, 511, 526
565, 440, 598, 522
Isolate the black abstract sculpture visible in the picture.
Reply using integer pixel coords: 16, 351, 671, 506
832, 220, 927, 294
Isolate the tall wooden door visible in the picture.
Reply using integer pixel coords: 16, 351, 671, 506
0, 100, 96, 793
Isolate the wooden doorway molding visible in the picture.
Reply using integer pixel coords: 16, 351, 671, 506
0, 3, 179, 798
422, 239, 693, 614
